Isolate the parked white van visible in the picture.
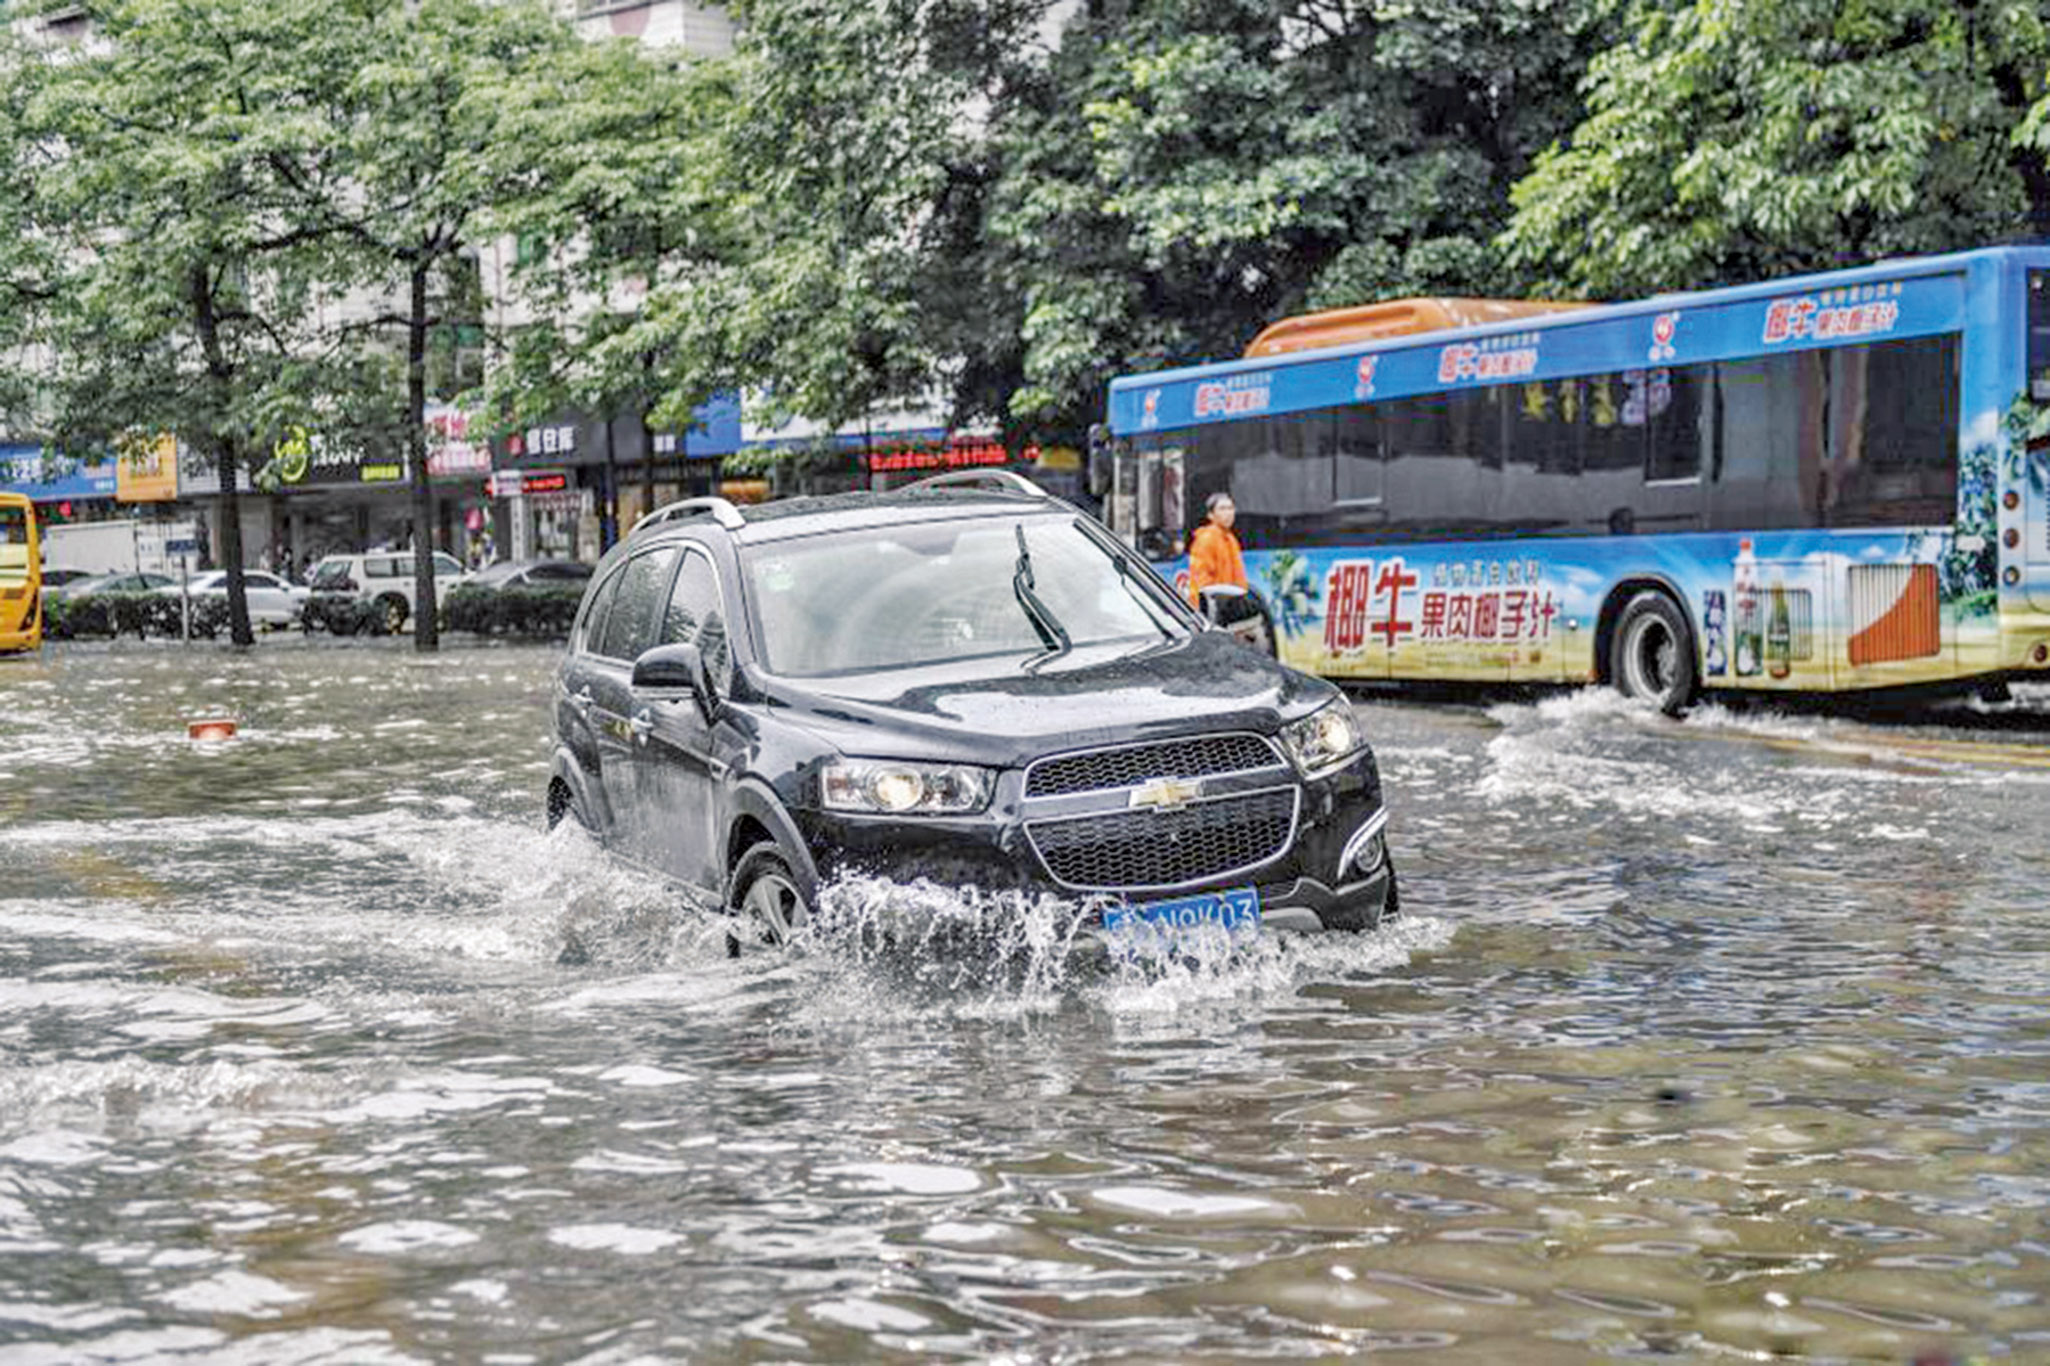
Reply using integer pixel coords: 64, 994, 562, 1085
307, 550, 467, 633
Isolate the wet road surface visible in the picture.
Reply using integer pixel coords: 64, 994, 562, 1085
3, 638, 2050, 1361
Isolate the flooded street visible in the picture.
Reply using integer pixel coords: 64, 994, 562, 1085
4, 639, 2050, 1362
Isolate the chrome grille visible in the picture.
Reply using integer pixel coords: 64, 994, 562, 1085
1024, 734, 1281, 797
1027, 788, 1296, 891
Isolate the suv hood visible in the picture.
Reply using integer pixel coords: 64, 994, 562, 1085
763, 630, 1333, 767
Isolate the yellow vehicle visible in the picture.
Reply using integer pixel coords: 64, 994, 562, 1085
0, 492, 43, 653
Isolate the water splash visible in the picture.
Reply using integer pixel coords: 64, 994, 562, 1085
772, 873, 1439, 1025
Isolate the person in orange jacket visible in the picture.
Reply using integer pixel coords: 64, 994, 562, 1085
1187, 490, 1248, 615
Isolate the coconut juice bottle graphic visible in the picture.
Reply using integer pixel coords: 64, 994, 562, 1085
1732, 539, 1762, 677
1766, 578, 1793, 680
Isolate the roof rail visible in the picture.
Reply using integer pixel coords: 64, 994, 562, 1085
633, 496, 747, 533
901, 469, 1048, 497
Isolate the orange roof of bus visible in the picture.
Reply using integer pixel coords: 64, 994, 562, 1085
1244, 298, 1593, 358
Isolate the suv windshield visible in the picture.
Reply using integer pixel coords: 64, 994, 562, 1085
743, 516, 1185, 676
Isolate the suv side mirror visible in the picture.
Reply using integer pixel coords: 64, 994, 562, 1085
632, 642, 715, 717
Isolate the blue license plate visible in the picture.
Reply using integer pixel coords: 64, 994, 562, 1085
1103, 886, 1261, 937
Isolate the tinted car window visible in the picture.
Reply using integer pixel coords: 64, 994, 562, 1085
434, 552, 463, 575
534, 562, 593, 582
660, 552, 731, 692
597, 548, 679, 660
579, 567, 622, 655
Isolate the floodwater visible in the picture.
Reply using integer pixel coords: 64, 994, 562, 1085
4, 638, 2050, 1363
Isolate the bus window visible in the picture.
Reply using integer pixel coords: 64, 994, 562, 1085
1226, 414, 1336, 531
1821, 334, 1959, 527
1383, 393, 1500, 536
1332, 407, 1382, 504
1502, 381, 1582, 534
1710, 351, 1826, 531
1645, 365, 1709, 484
1629, 363, 1712, 534
1136, 447, 1161, 533
1160, 446, 1186, 539
1125, 437, 1192, 555
1111, 441, 1138, 543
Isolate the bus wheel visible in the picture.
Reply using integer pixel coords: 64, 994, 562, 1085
1612, 591, 1696, 716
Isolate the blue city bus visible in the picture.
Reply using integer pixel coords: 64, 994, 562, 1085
1103, 246, 2050, 710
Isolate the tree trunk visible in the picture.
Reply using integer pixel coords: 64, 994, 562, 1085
189, 263, 253, 649
215, 443, 254, 648
641, 411, 655, 522
408, 259, 439, 652
602, 418, 618, 550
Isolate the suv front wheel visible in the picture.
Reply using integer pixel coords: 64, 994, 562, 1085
731, 841, 807, 947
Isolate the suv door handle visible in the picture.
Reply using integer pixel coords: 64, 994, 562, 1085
567, 686, 594, 714
629, 708, 655, 744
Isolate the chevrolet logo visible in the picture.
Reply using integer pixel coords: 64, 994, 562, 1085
1129, 776, 1203, 812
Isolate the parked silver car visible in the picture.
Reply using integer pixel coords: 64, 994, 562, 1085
155, 570, 309, 629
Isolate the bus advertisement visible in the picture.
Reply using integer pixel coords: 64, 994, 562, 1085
1103, 247, 2050, 711
0, 491, 42, 653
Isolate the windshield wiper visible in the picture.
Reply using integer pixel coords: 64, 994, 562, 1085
1105, 547, 1180, 639
1012, 522, 1071, 656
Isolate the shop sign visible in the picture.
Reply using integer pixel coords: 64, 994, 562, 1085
426, 404, 492, 477
262, 425, 405, 488
0, 444, 117, 502
489, 468, 571, 498
115, 433, 180, 503
505, 423, 578, 461
493, 394, 743, 470
865, 438, 1039, 474
653, 392, 743, 460
174, 444, 254, 498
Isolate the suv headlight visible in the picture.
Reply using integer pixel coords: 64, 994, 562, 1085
821, 759, 994, 815
1280, 700, 1364, 778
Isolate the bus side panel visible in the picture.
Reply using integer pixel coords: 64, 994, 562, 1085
1242, 530, 1983, 695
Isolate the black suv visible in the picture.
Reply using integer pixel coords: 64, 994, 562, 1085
545, 476, 1394, 943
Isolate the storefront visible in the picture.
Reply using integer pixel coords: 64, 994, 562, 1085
171, 409, 500, 576
489, 394, 743, 562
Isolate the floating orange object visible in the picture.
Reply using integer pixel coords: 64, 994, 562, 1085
187, 718, 238, 741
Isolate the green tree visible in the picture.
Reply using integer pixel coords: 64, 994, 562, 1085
1503, 0, 2050, 298
640, 0, 1054, 443
298, 0, 581, 651
2, 0, 366, 647
991, 0, 1605, 434
485, 37, 731, 535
